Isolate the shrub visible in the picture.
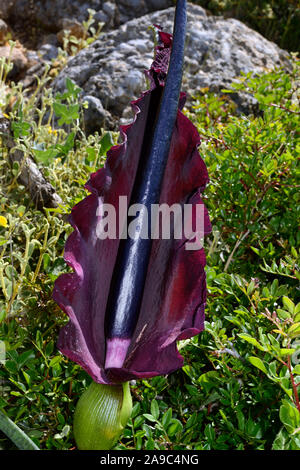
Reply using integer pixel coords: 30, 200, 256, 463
0, 53, 299, 449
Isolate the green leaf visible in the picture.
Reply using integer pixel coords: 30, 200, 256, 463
282, 297, 295, 315
279, 400, 300, 433
55, 132, 75, 156
204, 423, 216, 442
293, 364, 300, 374
49, 355, 62, 367
277, 309, 291, 321
167, 419, 183, 437
185, 384, 200, 396
22, 370, 31, 386
17, 350, 35, 368
162, 408, 172, 429
272, 429, 288, 450
295, 303, 300, 316
53, 102, 80, 125
45, 341, 54, 357
35, 330, 43, 350
33, 147, 59, 164
5, 360, 18, 374
142, 423, 152, 438
238, 333, 265, 351
11, 120, 31, 138
99, 132, 114, 156
248, 356, 268, 374
133, 416, 144, 429
145, 437, 155, 450
236, 409, 245, 431
65, 77, 82, 98
198, 371, 220, 392
295, 311, 300, 323
131, 402, 140, 419
186, 412, 198, 429
86, 147, 97, 163
250, 246, 260, 255
288, 323, 300, 339
245, 418, 262, 439
279, 348, 296, 356
143, 414, 157, 423
150, 399, 159, 420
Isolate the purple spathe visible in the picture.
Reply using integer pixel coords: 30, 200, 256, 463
53, 29, 212, 384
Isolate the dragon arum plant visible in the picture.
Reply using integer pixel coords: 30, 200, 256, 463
53, 0, 211, 450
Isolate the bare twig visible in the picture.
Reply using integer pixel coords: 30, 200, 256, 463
224, 229, 250, 272
269, 103, 300, 115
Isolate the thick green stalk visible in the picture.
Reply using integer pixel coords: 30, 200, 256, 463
0, 411, 39, 450
73, 381, 132, 450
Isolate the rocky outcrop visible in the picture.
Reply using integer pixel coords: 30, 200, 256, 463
0, 44, 28, 79
0, 0, 174, 36
53, 3, 291, 130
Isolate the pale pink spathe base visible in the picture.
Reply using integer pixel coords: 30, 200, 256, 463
105, 338, 131, 369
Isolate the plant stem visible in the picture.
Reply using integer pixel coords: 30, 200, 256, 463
287, 353, 300, 413
32, 222, 49, 283
0, 411, 39, 450
224, 229, 250, 272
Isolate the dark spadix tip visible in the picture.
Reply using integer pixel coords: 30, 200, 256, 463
105, 0, 187, 369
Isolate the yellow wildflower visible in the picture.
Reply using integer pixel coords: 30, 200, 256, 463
0, 216, 8, 227
48, 126, 58, 136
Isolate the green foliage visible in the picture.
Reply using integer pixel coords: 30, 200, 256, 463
0, 48, 299, 450
189, 63, 300, 279
60, 8, 103, 56
0, 72, 116, 449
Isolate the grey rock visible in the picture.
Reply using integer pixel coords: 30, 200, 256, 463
1, 0, 174, 33
83, 95, 114, 134
39, 43, 59, 61
20, 59, 45, 90
102, 1, 116, 18
118, 0, 146, 16
94, 11, 109, 26
53, 4, 291, 128
148, 0, 172, 8
39, 34, 59, 47
26, 50, 40, 65
119, 0, 145, 7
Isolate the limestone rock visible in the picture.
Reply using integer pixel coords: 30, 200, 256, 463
0, 0, 174, 33
0, 44, 28, 79
39, 43, 59, 62
83, 95, 114, 134
53, 3, 291, 129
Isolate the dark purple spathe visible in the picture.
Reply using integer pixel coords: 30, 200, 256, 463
53, 29, 211, 384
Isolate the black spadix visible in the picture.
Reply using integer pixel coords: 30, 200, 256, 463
104, 0, 187, 368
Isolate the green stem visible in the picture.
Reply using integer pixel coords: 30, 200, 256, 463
7, 226, 30, 314
73, 381, 132, 450
0, 411, 39, 450
32, 222, 49, 283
